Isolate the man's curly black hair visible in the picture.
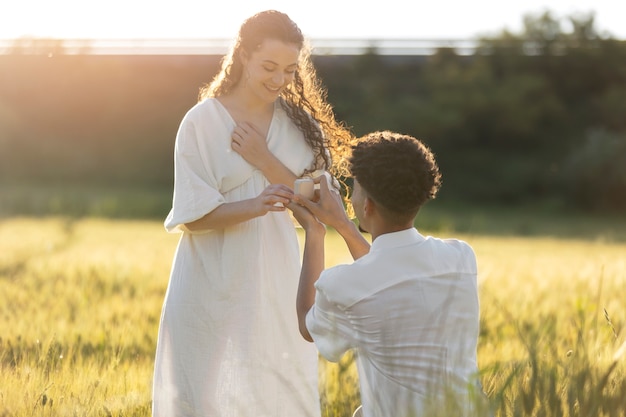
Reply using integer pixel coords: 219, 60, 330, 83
349, 131, 442, 217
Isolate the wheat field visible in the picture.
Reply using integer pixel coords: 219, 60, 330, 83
1, 216, 625, 416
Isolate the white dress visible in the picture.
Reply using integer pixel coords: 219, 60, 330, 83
153, 98, 321, 417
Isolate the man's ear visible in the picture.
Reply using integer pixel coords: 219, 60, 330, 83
363, 196, 376, 217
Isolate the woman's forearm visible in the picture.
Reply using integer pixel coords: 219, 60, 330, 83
255, 152, 299, 187
184, 199, 264, 232
184, 180, 294, 233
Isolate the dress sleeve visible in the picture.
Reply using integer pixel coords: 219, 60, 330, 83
164, 114, 225, 233
305, 283, 354, 362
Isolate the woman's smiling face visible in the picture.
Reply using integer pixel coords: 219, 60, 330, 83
242, 38, 300, 103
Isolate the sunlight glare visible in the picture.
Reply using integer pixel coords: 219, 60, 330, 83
2, 0, 626, 40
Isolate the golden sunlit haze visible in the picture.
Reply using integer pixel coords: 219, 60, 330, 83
2, 0, 625, 41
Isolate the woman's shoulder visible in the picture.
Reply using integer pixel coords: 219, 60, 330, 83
181, 98, 224, 123
188, 97, 219, 114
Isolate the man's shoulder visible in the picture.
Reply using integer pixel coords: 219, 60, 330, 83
426, 235, 475, 255
315, 255, 384, 307
424, 236, 477, 274
316, 262, 360, 289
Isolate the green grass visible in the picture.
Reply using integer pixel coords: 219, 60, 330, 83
3, 183, 626, 242
416, 199, 626, 242
0, 218, 172, 416
0, 184, 172, 219
1, 213, 625, 416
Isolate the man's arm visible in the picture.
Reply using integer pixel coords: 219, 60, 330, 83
288, 202, 326, 342
332, 216, 370, 261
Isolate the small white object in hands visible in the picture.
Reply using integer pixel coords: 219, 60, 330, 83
294, 178, 315, 199
312, 170, 340, 194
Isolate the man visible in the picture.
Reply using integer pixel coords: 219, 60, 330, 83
289, 131, 489, 417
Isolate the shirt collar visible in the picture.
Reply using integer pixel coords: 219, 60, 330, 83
370, 228, 426, 252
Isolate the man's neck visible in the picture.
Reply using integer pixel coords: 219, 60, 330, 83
369, 223, 414, 241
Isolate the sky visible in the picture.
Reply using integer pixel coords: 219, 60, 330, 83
1, 0, 625, 41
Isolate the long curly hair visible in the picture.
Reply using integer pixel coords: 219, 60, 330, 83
199, 10, 354, 178
349, 131, 442, 218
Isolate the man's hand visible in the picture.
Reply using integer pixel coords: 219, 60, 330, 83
294, 174, 371, 261
287, 200, 325, 235
292, 175, 351, 232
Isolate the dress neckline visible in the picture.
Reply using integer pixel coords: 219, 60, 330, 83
213, 97, 278, 140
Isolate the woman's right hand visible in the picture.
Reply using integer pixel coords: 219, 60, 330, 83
253, 183, 294, 216
184, 183, 294, 232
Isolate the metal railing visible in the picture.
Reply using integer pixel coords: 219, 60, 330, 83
0, 37, 479, 56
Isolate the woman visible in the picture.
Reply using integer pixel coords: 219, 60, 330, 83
152, 10, 353, 417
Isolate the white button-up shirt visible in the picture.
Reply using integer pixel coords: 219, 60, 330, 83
306, 228, 482, 417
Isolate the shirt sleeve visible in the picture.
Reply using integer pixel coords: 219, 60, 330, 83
305, 281, 355, 362
164, 113, 225, 233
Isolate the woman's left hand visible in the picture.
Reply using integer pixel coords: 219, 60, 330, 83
231, 122, 272, 168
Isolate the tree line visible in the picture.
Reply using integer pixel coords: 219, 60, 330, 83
1, 11, 625, 213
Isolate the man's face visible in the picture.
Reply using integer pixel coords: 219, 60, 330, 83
351, 179, 369, 233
